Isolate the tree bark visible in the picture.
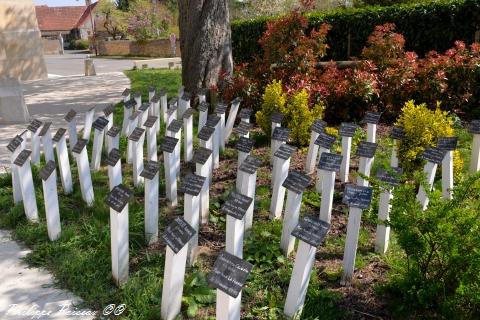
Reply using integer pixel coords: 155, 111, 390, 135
178, 0, 233, 95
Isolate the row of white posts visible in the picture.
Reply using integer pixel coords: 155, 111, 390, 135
7, 91, 480, 320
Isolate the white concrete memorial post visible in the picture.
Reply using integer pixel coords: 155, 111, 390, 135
280, 171, 311, 257
271, 127, 290, 166
27, 119, 42, 165
198, 88, 207, 104
159, 89, 168, 126
224, 97, 242, 143
341, 184, 373, 285
138, 103, 150, 129
305, 119, 326, 174
233, 121, 253, 140
198, 102, 209, 131
133, 91, 142, 111
129, 127, 146, 187
390, 126, 406, 167
83, 106, 95, 141
356, 141, 378, 187
166, 104, 177, 128
106, 184, 133, 287
235, 137, 254, 171
166, 119, 183, 177
141, 161, 160, 245
215, 103, 227, 152
161, 217, 196, 320
318, 153, 343, 223
206, 115, 221, 169
469, 120, 480, 173
39, 122, 54, 162
270, 144, 296, 220
238, 108, 253, 138
363, 111, 381, 143
198, 126, 215, 185
6, 135, 24, 204
179, 92, 191, 121
122, 88, 131, 105
64, 110, 78, 152
222, 191, 253, 259
40, 161, 61, 241
106, 125, 121, 153
193, 147, 213, 224
103, 104, 115, 134
143, 116, 158, 161
236, 156, 262, 231
416, 147, 445, 210
14, 150, 39, 222
178, 85, 185, 101
284, 216, 330, 319
122, 100, 135, 136
106, 148, 122, 190
314, 132, 337, 193
52, 128, 73, 194
148, 86, 155, 103
270, 111, 284, 138
91, 117, 109, 171
72, 139, 94, 206
161, 136, 179, 207
126, 111, 141, 164
182, 108, 195, 163
438, 137, 458, 200
208, 251, 253, 320
180, 174, 206, 266
339, 123, 358, 183
151, 94, 161, 133
375, 167, 402, 254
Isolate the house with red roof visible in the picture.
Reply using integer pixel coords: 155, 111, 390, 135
35, 0, 98, 43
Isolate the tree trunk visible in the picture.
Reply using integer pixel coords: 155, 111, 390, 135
178, 0, 233, 95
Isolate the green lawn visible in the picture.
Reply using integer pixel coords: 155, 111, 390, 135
0, 68, 475, 319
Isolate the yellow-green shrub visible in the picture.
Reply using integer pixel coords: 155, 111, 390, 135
396, 100, 463, 178
255, 80, 287, 135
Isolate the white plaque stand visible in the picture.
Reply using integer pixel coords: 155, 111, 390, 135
8, 143, 23, 204
107, 132, 120, 154
319, 170, 336, 223
284, 240, 316, 319
224, 100, 240, 143
161, 93, 168, 125
200, 137, 214, 186
41, 169, 61, 241
108, 158, 122, 191
41, 126, 55, 162
199, 109, 208, 131
184, 193, 200, 266
164, 151, 177, 207
152, 101, 160, 133
145, 172, 159, 245
226, 214, 245, 259
241, 116, 250, 138
91, 128, 105, 171
126, 116, 137, 164
134, 95, 141, 110
270, 157, 290, 219
146, 125, 157, 161
67, 119, 78, 152
341, 206, 363, 285
74, 147, 94, 206
183, 114, 193, 162
305, 131, 320, 174
122, 105, 132, 136
315, 147, 329, 192
357, 156, 373, 187
340, 136, 352, 183
30, 129, 41, 165
236, 171, 257, 231
375, 189, 393, 254
416, 161, 437, 210
280, 190, 303, 256
217, 290, 241, 320
83, 107, 95, 141
470, 134, 480, 173
161, 245, 188, 320
271, 139, 284, 165
271, 121, 280, 137
132, 135, 145, 187
367, 123, 376, 143
111, 204, 129, 287
212, 123, 220, 169
16, 156, 39, 222
218, 112, 226, 152
442, 150, 453, 200
55, 135, 73, 194
390, 139, 399, 167
196, 158, 212, 224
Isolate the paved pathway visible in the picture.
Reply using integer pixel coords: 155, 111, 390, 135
0, 231, 95, 320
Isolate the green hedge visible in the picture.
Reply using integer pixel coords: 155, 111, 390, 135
231, 0, 480, 62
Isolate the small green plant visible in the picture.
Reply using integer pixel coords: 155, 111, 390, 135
182, 271, 216, 317
385, 172, 480, 318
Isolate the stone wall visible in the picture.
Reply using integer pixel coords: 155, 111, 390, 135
97, 39, 181, 57
42, 39, 61, 55
0, 0, 47, 81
